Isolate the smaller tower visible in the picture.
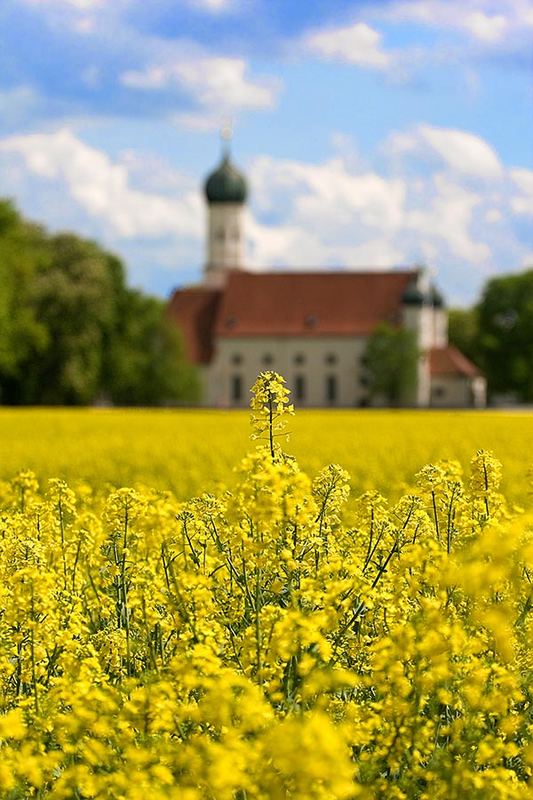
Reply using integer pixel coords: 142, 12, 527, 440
203, 130, 247, 288
402, 268, 432, 407
430, 285, 448, 347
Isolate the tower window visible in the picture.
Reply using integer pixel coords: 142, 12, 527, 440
295, 374, 306, 402
231, 375, 242, 403
326, 375, 337, 405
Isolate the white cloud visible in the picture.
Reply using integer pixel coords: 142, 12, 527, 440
244, 127, 533, 303
510, 168, 533, 216
184, 0, 235, 12
17, 0, 130, 36
373, 0, 532, 44
304, 21, 392, 69
250, 156, 405, 232
485, 208, 502, 223
122, 56, 278, 123
1, 124, 531, 303
405, 174, 489, 263
389, 125, 503, 178
247, 150, 493, 272
23, 0, 107, 7
0, 128, 202, 239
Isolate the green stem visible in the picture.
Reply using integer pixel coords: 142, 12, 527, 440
255, 568, 262, 685
268, 392, 275, 460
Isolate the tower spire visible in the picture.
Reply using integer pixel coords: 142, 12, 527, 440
220, 118, 233, 158
203, 129, 247, 287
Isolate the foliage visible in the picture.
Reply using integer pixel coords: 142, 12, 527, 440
449, 269, 533, 402
476, 269, 533, 402
0, 199, 198, 406
364, 323, 419, 405
0, 371, 531, 798
103, 289, 199, 407
0, 200, 49, 382
448, 307, 480, 365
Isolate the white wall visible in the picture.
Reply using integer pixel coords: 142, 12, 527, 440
433, 308, 448, 348
202, 336, 371, 408
204, 203, 245, 287
430, 375, 486, 408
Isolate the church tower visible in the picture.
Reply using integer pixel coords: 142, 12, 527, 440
203, 138, 247, 288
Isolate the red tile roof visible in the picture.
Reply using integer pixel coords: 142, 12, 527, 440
167, 287, 220, 364
214, 270, 414, 337
429, 346, 481, 378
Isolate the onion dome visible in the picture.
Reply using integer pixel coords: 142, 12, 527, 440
204, 154, 247, 204
402, 280, 426, 307
429, 285, 445, 308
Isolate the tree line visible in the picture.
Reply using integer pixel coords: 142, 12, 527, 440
0, 199, 199, 405
449, 269, 533, 403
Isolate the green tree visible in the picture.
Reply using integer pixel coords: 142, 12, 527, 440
0, 199, 199, 405
28, 233, 118, 404
0, 200, 49, 398
105, 290, 200, 406
448, 307, 480, 364
476, 269, 533, 402
364, 323, 419, 406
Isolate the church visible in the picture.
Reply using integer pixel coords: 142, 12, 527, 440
168, 148, 486, 408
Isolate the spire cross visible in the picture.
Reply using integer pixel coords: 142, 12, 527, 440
220, 119, 233, 157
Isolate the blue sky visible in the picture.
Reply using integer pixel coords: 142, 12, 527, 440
0, 0, 532, 305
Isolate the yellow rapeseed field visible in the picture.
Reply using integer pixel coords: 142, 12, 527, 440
0, 374, 532, 798
0, 404, 532, 504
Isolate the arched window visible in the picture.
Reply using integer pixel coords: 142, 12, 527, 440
231, 375, 242, 403
295, 374, 306, 402
326, 375, 337, 405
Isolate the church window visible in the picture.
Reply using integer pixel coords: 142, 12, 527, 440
231, 374, 242, 403
325, 353, 337, 365
294, 353, 305, 365
262, 353, 274, 366
326, 375, 337, 405
231, 353, 242, 365
295, 374, 306, 402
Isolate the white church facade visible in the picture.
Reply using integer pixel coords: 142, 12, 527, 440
168, 149, 486, 408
